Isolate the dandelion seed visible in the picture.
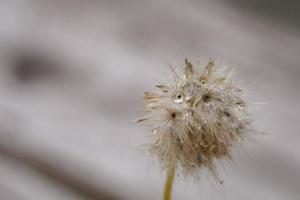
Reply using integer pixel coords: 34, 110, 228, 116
137, 58, 253, 200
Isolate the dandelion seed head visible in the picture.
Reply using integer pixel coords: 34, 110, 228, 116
138, 58, 252, 179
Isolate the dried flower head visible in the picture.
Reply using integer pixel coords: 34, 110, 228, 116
138, 58, 252, 180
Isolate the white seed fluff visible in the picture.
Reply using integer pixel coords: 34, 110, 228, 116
138, 58, 252, 179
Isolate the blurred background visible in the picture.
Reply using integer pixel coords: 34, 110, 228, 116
0, 0, 299, 199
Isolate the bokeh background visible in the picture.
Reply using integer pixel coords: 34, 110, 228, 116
0, 0, 299, 200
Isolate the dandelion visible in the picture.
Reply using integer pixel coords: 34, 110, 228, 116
137, 58, 252, 200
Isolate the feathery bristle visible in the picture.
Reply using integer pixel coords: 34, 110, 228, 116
138, 58, 252, 179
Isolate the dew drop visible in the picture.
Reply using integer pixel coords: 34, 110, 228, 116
174, 98, 183, 103
197, 154, 203, 162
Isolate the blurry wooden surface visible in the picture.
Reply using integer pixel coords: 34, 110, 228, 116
0, 0, 299, 200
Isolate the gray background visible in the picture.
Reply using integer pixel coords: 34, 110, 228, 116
0, 0, 299, 199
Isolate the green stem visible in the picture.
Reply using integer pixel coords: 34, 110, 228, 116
163, 160, 175, 200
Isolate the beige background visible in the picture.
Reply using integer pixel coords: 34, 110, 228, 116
0, 0, 299, 199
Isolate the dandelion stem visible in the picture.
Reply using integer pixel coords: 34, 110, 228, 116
163, 160, 175, 200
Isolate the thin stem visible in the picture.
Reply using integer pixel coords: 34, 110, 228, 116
163, 160, 175, 200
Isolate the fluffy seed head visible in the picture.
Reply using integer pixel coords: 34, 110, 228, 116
138, 58, 252, 179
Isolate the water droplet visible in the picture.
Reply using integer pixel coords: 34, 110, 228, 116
174, 98, 183, 103
197, 154, 203, 162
